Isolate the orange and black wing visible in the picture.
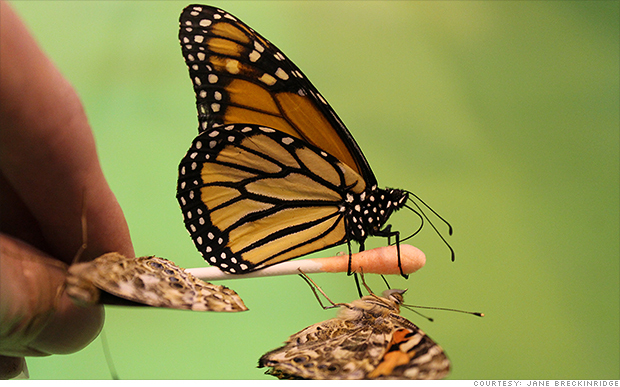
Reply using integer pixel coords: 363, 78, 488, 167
177, 124, 366, 273
177, 5, 412, 274
178, 4, 376, 186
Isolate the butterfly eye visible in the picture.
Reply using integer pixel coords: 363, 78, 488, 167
382, 289, 407, 304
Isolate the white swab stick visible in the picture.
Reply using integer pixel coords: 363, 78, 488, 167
186, 244, 425, 281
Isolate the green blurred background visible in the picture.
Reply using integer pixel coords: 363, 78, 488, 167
8, 0, 618, 380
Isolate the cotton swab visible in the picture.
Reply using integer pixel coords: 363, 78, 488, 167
186, 244, 425, 281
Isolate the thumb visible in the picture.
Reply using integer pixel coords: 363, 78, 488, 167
0, 234, 104, 359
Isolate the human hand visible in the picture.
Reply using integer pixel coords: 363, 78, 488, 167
0, 1, 134, 378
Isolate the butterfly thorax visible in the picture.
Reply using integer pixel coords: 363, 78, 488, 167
343, 186, 408, 243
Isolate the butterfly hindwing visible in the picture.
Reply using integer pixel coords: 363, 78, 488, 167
66, 253, 247, 312
179, 4, 375, 184
259, 289, 450, 379
177, 124, 367, 273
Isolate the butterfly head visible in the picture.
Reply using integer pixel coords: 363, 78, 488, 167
382, 188, 409, 226
382, 288, 407, 306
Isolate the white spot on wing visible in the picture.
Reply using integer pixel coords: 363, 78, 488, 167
225, 59, 240, 74
259, 73, 276, 86
275, 68, 289, 80
249, 50, 261, 62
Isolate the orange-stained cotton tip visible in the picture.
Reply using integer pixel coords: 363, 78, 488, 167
187, 244, 426, 281
316, 245, 425, 275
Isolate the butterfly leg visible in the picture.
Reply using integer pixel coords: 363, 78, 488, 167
345, 239, 365, 297
352, 240, 367, 297
393, 231, 408, 279
346, 239, 354, 276
297, 270, 342, 310
380, 225, 409, 279
356, 268, 376, 296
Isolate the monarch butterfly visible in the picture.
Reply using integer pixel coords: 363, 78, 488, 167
176, 5, 451, 276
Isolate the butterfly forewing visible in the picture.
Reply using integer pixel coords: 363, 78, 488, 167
177, 124, 368, 273
179, 4, 375, 184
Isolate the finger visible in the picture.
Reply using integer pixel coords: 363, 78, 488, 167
0, 234, 104, 357
0, 356, 27, 380
0, 1, 133, 263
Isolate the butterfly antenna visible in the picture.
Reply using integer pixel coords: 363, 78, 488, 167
399, 206, 424, 244
404, 195, 455, 261
401, 305, 435, 322
405, 190, 453, 235
403, 303, 484, 318
100, 329, 120, 380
